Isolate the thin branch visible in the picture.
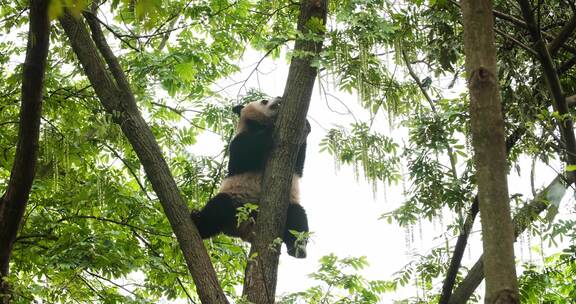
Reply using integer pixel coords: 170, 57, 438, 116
558, 54, 576, 74
131, 231, 197, 303
84, 270, 138, 297
548, 13, 576, 55
100, 141, 153, 201
401, 50, 436, 111
57, 215, 172, 237
401, 49, 460, 178
449, 0, 576, 55
83, 11, 139, 52
449, 174, 572, 303
439, 126, 525, 303
493, 27, 539, 56
236, 42, 287, 97
518, 0, 576, 170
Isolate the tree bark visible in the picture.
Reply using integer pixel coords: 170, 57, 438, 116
448, 174, 570, 303
242, 0, 328, 303
58, 12, 228, 304
0, 0, 50, 302
460, 0, 519, 303
439, 127, 524, 304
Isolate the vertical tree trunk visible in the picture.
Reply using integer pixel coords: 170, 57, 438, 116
242, 0, 328, 303
460, 0, 519, 303
0, 0, 50, 302
449, 175, 570, 303
58, 12, 228, 304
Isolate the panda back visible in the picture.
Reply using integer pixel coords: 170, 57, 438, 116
219, 173, 301, 204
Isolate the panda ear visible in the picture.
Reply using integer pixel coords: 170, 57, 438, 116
232, 105, 244, 116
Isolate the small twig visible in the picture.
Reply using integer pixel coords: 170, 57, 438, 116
548, 13, 576, 55
84, 270, 138, 297
236, 43, 286, 97
57, 215, 172, 237
83, 11, 139, 52
494, 27, 539, 56
100, 141, 153, 201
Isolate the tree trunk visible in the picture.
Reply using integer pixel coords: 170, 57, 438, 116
448, 175, 570, 303
58, 12, 228, 304
439, 128, 525, 304
242, 0, 328, 303
460, 0, 519, 303
0, 0, 50, 302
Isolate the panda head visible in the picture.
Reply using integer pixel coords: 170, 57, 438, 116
233, 97, 282, 133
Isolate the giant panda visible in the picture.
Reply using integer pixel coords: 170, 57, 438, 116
190, 96, 310, 258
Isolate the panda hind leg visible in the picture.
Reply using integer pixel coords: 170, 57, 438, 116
191, 193, 238, 239
284, 203, 309, 259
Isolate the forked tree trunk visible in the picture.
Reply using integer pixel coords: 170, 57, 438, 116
460, 0, 519, 303
58, 12, 228, 304
242, 0, 328, 303
0, 0, 50, 302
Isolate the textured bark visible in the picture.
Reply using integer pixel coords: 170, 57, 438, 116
58, 13, 228, 304
439, 127, 524, 304
0, 0, 49, 302
460, 0, 519, 303
547, 14, 576, 56
449, 175, 570, 304
242, 0, 328, 303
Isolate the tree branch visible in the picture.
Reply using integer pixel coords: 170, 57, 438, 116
548, 13, 576, 56
0, 0, 49, 300
448, 0, 576, 56
558, 54, 576, 74
242, 0, 328, 302
518, 0, 576, 172
448, 174, 571, 303
58, 12, 228, 303
56, 215, 171, 237
493, 27, 539, 57
439, 127, 525, 304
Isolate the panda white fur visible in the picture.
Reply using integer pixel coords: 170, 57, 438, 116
190, 97, 310, 258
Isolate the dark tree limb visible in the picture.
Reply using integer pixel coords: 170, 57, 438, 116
493, 27, 539, 57
518, 0, 576, 172
566, 94, 576, 107
439, 127, 525, 304
0, 0, 50, 301
558, 55, 576, 74
548, 13, 576, 56
242, 0, 328, 303
58, 12, 228, 304
448, 174, 571, 303
449, 0, 576, 56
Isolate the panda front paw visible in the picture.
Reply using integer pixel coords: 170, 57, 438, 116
287, 239, 307, 259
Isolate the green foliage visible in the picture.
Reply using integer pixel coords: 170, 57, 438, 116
2, 0, 576, 302
279, 254, 395, 303
320, 123, 401, 185
519, 245, 576, 303
236, 203, 258, 227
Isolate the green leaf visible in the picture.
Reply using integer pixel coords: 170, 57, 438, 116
48, 0, 63, 21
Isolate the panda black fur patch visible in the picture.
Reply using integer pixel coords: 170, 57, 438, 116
190, 97, 310, 258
